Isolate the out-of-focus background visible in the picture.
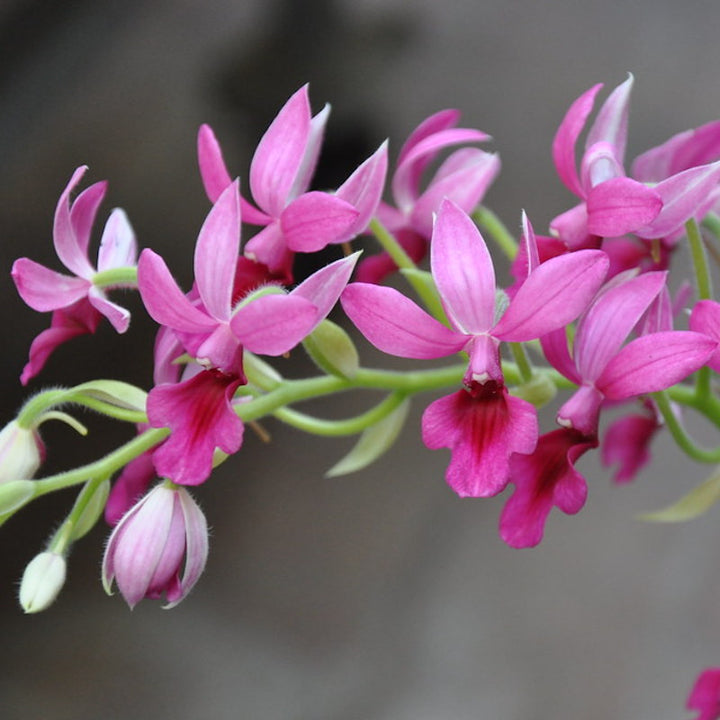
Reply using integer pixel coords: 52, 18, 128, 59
2, 1, 720, 718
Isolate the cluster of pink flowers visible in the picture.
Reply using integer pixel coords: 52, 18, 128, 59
4, 75, 720, 639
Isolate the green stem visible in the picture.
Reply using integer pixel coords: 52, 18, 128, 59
509, 343, 533, 382
92, 266, 138, 288
687, 218, 713, 300
473, 206, 517, 260
273, 391, 406, 436
653, 390, 720, 462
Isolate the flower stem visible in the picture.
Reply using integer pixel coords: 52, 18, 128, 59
473, 206, 518, 260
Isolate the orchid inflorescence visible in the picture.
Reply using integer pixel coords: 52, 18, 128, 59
5, 76, 720, 708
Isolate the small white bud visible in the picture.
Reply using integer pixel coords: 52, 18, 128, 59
0, 420, 43, 484
19, 552, 66, 613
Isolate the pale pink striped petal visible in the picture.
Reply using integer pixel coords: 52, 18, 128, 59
137, 249, 217, 333
292, 253, 359, 324
53, 166, 96, 279
494, 249, 608, 341
431, 199, 495, 334
586, 74, 633, 163
552, 83, 603, 197
539, 327, 581, 384
12, 258, 89, 311
290, 102, 330, 199
97, 209, 137, 272
574, 271, 666, 381
70, 180, 107, 255
88, 286, 130, 333
586, 177, 662, 237
598, 331, 717, 399
341, 283, 467, 359
230, 294, 317, 355
250, 85, 311, 216
197, 123, 233, 203
397, 109, 461, 167
194, 181, 241, 321
281, 192, 359, 252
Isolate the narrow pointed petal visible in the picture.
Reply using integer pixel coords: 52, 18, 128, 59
281, 192, 359, 252
586, 177, 663, 236
574, 271, 666, 380
552, 83, 603, 197
690, 299, 720, 372
88, 286, 130, 333
137, 249, 217, 333
12, 258, 89, 312
493, 249, 609, 341
520, 211, 540, 275
540, 327, 581, 384
290, 102, 330, 199
586, 74, 633, 163
70, 180, 107, 255
634, 161, 720, 239
197, 123, 233, 203
431, 199, 495, 334
598, 331, 717, 399
250, 85, 311, 216
393, 127, 490, 210
194, 181, 241, 321
53, 166, 96, 279
410, 150, 500, 237
292, 253, 359, 323
342, 283, 467, 359
335, 142, 388, 236
397, 109, 461, 167
96, 208, 137, 272
422, 386, 538, 498
231, 294, 317, 355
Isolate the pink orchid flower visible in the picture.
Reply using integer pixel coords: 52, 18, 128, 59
198, 85, 387, 280
690, 299, 720, 372
343, 199, 609, 497
139, 180, 359, 485
357, 109, 499, 283
12, 166, 137, 383
552, 76, 720, 246
102, 483, 208, 608
542, 271, 716, 436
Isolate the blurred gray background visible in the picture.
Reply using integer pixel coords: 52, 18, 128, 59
2, 0, 720, 718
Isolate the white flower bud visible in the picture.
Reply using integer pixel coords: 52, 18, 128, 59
19, 552, 66, 613
0, 420, 43, 484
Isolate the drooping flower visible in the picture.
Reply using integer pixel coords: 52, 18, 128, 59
12, 166, 138, 382
687, 668, 720, 720
102, 483, 208, 608
500, 428, 597, 548
357, 109, 499, 283
343, 199, 609, 496
198, 86, 387, 279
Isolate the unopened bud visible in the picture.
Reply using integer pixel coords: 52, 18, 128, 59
19, 551, 66, 613
0, 420, 43, 484
303, 319, 359, 379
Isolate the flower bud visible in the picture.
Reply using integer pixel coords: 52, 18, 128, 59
0, 420, 44, 484
19, 551, 66, 613
102, 483, 208, 608
302, 319, 359, 379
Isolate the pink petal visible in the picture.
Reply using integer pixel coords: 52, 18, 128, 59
422, 385, 538, 497
291, 253, 359, 324
194, 181, 241, 321
396, 109, 461, 167
230, 293, 317, 355
431, 199, 495, 334
290, 102, 330, 200
634, 161, 720, 239
686, 667, 720, 720
137, 249, 217, 333
70, 180, 107, 256
585, 74, 633, 164
574, 271, 667, 381
53, 166, 96, 279
598, 330, 717, 399
341, 282, 467, 359
494, 249, 608, 341
281, 192, 360, 252
601, 409, 658, 484
250, 85, 311, 217
539, 327, 581, 384
410, 149, 500, 238
197, 123, 233, 203
335, 142, 389, 236
149, 370, 244, 485
586, 177, 663, 237
12, 258, 90, 312
549, 202, 594, 250
552, 83, 603, 197
193, 321, 243, 374
243, 221, 294, 283
105, 449, 155, 525
96, 209, 137, 272
690, 299, 720, 372
88, 286, 131, 333
580, 141, 625, 188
